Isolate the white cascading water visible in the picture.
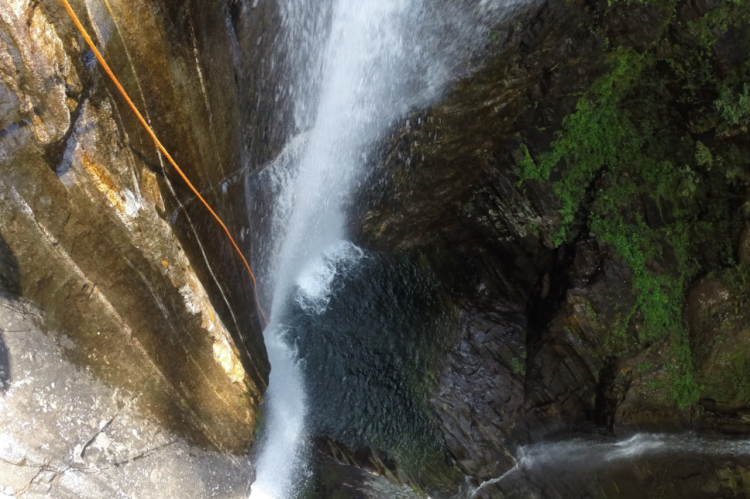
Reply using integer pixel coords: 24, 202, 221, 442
470, 433, 750, 497
248, 1, 529, 497
517, 433, 750, 469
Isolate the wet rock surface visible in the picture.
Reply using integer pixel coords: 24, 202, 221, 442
348, 0, 750, 496
431, 294, 526, 482
0, 0, 272, 454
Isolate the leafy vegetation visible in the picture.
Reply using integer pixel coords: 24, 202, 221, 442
518, 49, 648, 247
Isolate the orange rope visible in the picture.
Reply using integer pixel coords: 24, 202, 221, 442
58, 0, 268, 325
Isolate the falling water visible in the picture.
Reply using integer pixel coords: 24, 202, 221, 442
247, 1, 530, 497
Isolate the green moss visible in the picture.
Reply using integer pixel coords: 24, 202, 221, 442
516, 0, 750, 408
510, 351, 527, 376
409, 483, 428, 498
646, 380, 663, 391
729, 345, 750, 404
606, 0, 650, 6
518, 49, 649, 246
252, 405, 264, 439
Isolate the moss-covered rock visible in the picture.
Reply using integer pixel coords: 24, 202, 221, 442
687, 270, 750, 408
350, 0, 750, 495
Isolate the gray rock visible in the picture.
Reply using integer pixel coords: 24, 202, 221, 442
0, 297, 254, 498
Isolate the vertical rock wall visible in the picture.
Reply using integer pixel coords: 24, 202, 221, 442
0, 0, 270, 453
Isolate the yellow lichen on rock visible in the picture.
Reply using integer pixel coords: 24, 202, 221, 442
213, 336, 248, 387
140, 168, 166, 212
79, 151, 142, 219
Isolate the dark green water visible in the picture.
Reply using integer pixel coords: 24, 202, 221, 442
281, 248, 460, 491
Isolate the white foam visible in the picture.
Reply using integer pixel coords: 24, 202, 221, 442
516, 433, 750, 472
470, 433, 750, 497
295, 241, 364, 314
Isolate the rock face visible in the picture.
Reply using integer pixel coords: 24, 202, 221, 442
0, 297, 254, 498
0, 0, 271, 455
687, 274, 750, 421
349, 0, 750, 496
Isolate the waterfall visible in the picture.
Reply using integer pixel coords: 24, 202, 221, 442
247, 1, 529, 497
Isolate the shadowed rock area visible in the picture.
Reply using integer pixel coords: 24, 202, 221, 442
0, 297, 255, 498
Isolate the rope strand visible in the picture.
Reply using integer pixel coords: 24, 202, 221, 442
58, 0, 268, 325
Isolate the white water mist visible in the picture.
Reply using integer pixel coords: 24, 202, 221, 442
248, 1, 530, 497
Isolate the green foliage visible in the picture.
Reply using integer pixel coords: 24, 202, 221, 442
695, 141, 713, 167
715, 84, 750, 126
518, 49, 648, 246
687, 0, 750, 49
668, 335, 702, 409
